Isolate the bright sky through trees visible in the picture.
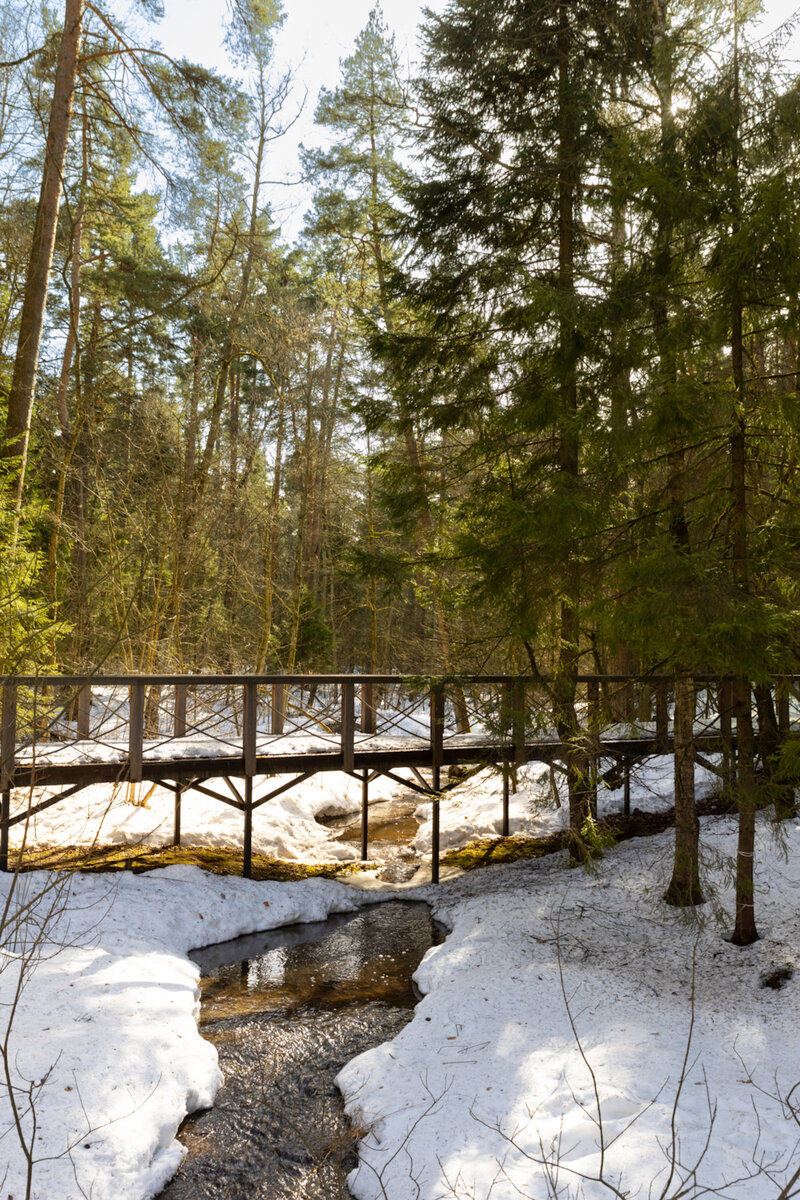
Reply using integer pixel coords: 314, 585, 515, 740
146, 0, 800, 238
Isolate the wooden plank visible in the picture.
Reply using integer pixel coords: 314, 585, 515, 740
243, 680, 257, 777
129, 681, 145, 783
341, 681, 355, 773
174, 684, 187, 737
77, 685, 91, 739
361, 681, 376, 734
1, 682, 17, 791
271, 682, 285, 735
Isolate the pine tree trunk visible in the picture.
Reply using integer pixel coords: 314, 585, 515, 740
255, 391, 286, 673
3, 0, 83, 517
664, 675, 703, 905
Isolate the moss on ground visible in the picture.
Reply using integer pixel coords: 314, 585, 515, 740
14, 842, 372, 882
441, 831, 566, 870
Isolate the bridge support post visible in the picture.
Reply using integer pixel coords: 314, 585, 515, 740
431, 790, 440, 885
173, 785, 182, 847
243, 776, 253, 879
623, 762, 631, 816
361, 770, 369, 861
502, 761, 510, 838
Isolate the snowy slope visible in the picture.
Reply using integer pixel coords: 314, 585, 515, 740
0, 868, 369, 1200
1, 759, 798, 1200
339, 816, 800, 1199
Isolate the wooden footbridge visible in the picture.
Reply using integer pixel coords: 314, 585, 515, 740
0, 673, 793, 880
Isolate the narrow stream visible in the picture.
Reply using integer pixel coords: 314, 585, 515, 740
159, 901, 442, 1200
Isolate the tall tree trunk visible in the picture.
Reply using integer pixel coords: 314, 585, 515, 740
255, 391, 286, 673
664, 675, 703, 904
3, 0, 84, 520
172, 334, 204, 666
552, 0, 593, 859
649, 0, 702, 904
729, 16, 758, 946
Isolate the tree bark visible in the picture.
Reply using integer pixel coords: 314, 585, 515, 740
729, 21, 758, 946
664, 676, 703, 905
3, 0, 84, 517
553, 0, 593, 858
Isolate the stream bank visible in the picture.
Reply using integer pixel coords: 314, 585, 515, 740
158, 900, 443, 1199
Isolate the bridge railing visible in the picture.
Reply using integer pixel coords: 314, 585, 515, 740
2, 671, 797, 785
1, 672, 798, 879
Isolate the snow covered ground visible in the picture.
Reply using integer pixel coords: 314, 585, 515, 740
412, 754, 722, 853
8, 769, 396, 863
0, 867, 373, 1200
342, 815, 800, 1199
1, 757, 799, 1199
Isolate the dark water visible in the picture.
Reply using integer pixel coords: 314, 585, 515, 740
159, 901, 442, 1200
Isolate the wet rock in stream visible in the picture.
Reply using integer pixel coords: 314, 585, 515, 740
159, 902, 441, 1200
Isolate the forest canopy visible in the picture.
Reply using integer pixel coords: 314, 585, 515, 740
1, 0, 799, 694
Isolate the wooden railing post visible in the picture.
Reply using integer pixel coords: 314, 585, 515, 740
242, 680, 258, 879
361, 680, 376, 734
129, 681, 144, 784
1, 682, 16, 873
341, 681, 355, 774
77, 684, 91, 739
243, 680, 257, 779
271, 682, 285, 735
174, 684, 187, 738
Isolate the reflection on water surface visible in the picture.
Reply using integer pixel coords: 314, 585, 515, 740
159, 901, 442, 1200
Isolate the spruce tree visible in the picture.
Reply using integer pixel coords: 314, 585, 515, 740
380, 0, 628, 854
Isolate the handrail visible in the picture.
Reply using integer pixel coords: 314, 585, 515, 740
0, 670, 780, 687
